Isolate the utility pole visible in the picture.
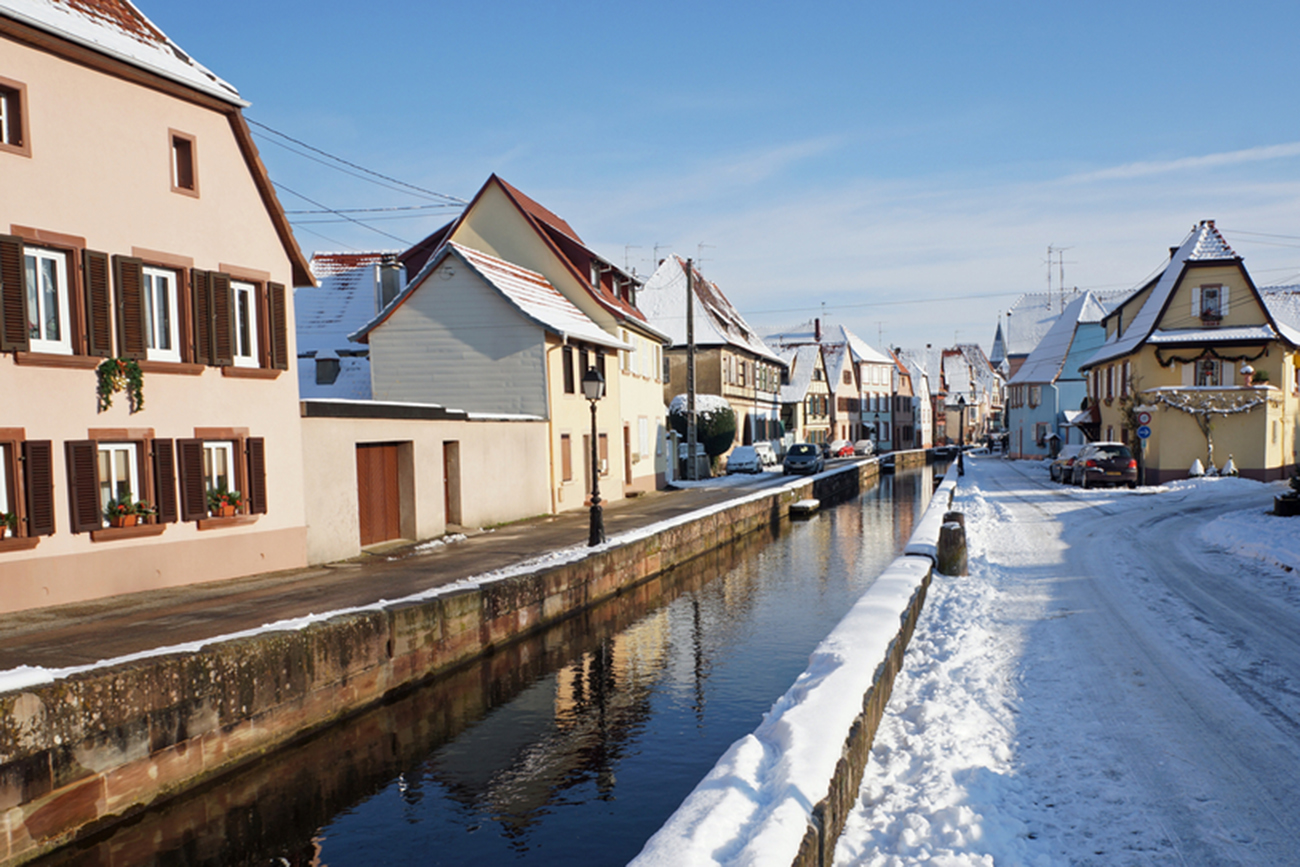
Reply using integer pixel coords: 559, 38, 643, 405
686, 258, 698, 481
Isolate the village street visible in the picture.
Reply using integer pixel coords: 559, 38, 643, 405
835, 457, 1300, 866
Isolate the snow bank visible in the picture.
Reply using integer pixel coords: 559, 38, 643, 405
631, 558, 933, 867
633, 468, 958, 866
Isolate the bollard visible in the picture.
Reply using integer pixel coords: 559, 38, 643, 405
937, 514, 968, 576
942, 511, 965, 530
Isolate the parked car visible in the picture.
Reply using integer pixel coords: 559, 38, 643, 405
1049, 444, 1084, 483
754, 442, 779, 469
829, 439, 855, 458
783, 443, 825, 476
725, 445, 762, 474
1070, 442, 1138, 488
853, 439, 875, 456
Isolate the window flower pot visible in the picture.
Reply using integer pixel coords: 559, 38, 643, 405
109, 514, 137, 528
215, 505, 236, 518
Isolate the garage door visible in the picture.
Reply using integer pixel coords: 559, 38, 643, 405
356, 442, 401, 547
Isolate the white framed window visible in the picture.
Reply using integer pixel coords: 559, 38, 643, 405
204, 441, 235, 493
24, 246, 71, 355
143, 266, 181, 362
1195, 359, 1221, 387
639, 416, 650, 458
97, 442, 140, 511
0, 443, 10, 516
232, 280, 259, 368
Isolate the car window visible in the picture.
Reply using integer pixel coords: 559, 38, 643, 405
1095, 445, 1132, 459
790, 444, 816, 456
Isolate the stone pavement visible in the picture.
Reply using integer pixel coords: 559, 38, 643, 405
0, 475, 798, 672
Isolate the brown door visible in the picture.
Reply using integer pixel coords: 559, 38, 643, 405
443, 441, 462, 527
356, 443, 400, 547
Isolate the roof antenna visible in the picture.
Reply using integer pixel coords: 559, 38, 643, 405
697, 242, 714, 264
624, 244, 641, 274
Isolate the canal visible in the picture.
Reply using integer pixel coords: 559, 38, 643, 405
36, 463, 938, 867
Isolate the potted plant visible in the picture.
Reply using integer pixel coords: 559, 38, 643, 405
207, 487, 242, 518
104, 495, 138, 527
0, 511, 16, 538
134, 499, 157, 522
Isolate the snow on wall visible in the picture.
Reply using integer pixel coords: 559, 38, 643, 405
632, 469, 958, 866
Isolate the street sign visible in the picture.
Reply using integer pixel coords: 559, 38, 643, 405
1136, 411, 1152, 425
1137, 425, 1151, 439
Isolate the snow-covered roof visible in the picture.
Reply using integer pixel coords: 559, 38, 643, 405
1002, 289, 1128, 359
822, 342, 850, 387
295, 252, 395, 355
638, 256, 783, 364
1086, 221, 1243, 368
1008, 292, 1107, 386
667, 393, 734, 420
838, 325, 893, 366
352, 242, 630, 351
0, 0, 244, 105
297, 354, 372, 401
776, 344, 822, 403
1145, 325, 1278, 345
1259, 286, 1300, 345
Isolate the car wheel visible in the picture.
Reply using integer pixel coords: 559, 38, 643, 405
1127, 481, 1137, 489
1080, 473, 1090, 489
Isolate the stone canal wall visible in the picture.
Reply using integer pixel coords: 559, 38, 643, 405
0, 460, 881, 865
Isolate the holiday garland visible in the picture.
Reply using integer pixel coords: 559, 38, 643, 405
1153, 344, 1269, 369
96, 358, 145, 413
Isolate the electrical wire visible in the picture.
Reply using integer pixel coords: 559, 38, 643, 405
274, 182, 414, 246
247, 118, 467, 205
285, 204, 460, 215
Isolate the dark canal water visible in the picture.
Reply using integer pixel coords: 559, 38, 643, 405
37, 464, 938, 867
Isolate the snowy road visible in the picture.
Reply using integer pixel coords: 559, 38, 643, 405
834, 455, 1300, 866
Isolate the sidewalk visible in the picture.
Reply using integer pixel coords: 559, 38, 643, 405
0, 477, 792, 672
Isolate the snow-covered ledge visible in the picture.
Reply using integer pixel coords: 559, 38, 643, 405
632, 469, 959, 867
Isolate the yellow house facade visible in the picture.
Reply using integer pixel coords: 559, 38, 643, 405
1081, 221, 1299, 483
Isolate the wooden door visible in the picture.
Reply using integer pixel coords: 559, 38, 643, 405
624, 424, 632, 485
356, 443, 400, 547
443, 441, 462, 527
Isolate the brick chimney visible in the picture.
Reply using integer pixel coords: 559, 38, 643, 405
814, 318, 821, 341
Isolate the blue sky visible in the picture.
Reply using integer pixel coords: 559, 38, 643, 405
147, 1, 1300, 351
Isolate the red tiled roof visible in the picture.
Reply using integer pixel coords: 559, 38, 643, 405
494, 176, 583, 244
311, 251, 396, 278
61, 0, 163, 42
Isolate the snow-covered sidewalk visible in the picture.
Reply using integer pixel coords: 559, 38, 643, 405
834, 456, 1300, 866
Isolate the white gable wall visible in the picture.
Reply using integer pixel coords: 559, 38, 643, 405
369, 263, 549, 416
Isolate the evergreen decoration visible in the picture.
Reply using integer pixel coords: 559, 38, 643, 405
668, 394, 738, 460
96, 358, 145, 413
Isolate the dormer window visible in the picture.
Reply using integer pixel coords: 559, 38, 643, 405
1195, 284, 1226, 327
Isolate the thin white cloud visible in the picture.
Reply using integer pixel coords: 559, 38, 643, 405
1064, 142, 1300, 184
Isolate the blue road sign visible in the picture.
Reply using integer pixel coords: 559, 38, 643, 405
1137, 425, 1151, 439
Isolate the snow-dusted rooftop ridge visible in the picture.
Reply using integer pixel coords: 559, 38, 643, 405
776, 344, 822, 403
638, 256, 783, 364
1008, 291, 1105, 386
1085, 221, 1245, 368
1259, 286, 1300, 345
0, 0, 244, 104
296, 253, 386, 351
350, 242, 629, 351
838, 324, 893, 366
1002, 288, 1128, 358
822, 341, 850, 386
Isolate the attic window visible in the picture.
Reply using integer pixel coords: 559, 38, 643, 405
0, 77, 30, 157
170, 130, 198, 196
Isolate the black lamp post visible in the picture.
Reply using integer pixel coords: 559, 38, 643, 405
582, 367, 606, 546
956, 395, 966, 476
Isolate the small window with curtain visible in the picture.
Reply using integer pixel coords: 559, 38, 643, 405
143, 265, 181, 362
23, 245, 72, 355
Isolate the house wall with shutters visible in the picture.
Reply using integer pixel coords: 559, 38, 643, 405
368, 263, 548, 416
300, 410, 550, 565
0, 21, 308, 613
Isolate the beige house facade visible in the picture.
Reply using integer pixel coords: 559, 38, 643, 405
401, 176, 670, 496
1081, 221, 1299, 483
0, 1, 311, 613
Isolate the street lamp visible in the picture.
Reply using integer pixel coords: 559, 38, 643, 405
582, 367, 606, 546
956, 395, 966, 476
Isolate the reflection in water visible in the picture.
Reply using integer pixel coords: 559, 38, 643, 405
35, 466, 934, 867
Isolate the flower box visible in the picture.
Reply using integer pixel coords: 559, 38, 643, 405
109, 514, 137, 528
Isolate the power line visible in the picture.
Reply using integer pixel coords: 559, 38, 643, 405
247, 118, 467, 205
273, 182, 414, 246
285, 204, 460, 215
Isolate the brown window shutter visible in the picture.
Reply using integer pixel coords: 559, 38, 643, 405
0, 234, 29, 353
245, 437, 267, 514
268, 282, 289, 370
113, 255, 146, 360
152, 438, 178, 523
83, 250, 113, 357
176, 438, 206, 521
22, 440, 54, 536
211, 272, 234, 366
191, 269, 213, 364
64, 440, 101, 533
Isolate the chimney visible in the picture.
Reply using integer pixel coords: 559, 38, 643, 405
378, 254, 404, 310
814, 318, 821, 342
